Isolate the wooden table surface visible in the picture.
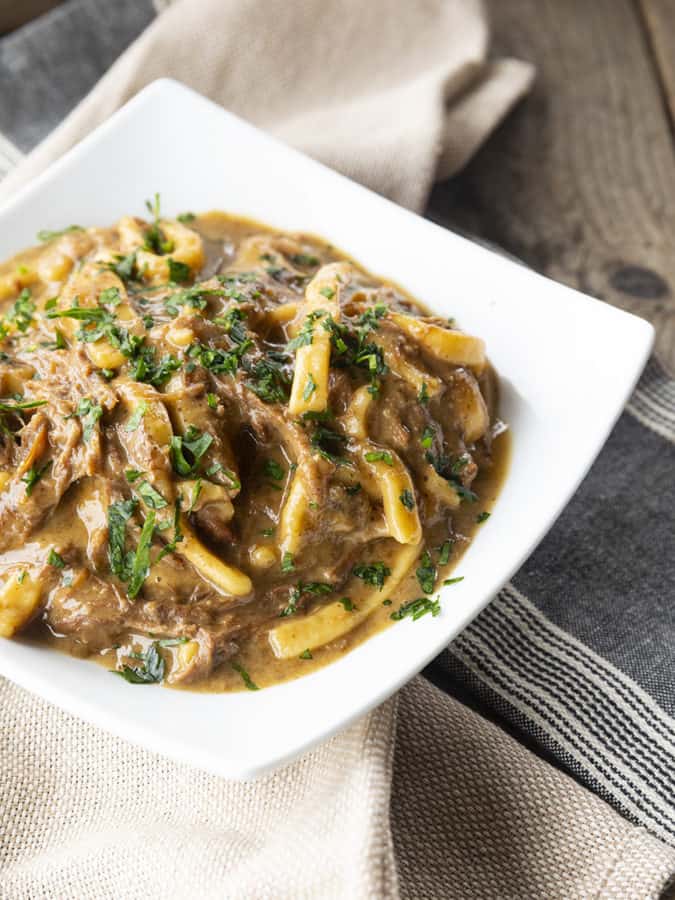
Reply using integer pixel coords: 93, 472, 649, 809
427, 0, 675, 374
3, 0, 674, 373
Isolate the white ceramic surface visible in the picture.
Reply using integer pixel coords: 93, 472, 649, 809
0, 80, 653, 779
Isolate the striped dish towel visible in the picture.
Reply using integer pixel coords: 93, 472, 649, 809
429, 357, 675, 844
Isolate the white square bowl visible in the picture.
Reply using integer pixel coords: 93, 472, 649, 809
0, 80, 653, 779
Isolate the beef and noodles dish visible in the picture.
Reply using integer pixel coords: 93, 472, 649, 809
0, 201, 508, 691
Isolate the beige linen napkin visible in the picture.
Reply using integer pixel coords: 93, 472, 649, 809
2, 1, 675, 897
0, 0, 533, 209
3, 677, 674, 899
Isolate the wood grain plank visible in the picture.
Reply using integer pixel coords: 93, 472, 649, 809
427, 0, 675, 372
0, 0, 62, 35
638, 0, 675, 129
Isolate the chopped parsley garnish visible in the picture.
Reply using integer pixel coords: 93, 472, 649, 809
127, 509, 156, 599
364, 450, 393, 465
263, 459, 285, 482
243, 354, 291, 404
71, 397, 103, 442
415, 551, 436, 594
303, 373, 317, 401
345, 483, 362, 496
301, 409, 333, 422
310, 424, 349, 465
455, 484, 478, 503
232, 662, 259, 691
143, 194, 174, 255
114, 642, 165, 685
356, 304, 387, 331
338, 597, 355, 612
107, 498, 138, 580
438, 540, 453, 566
426, 450, 478, 503
280, 581, 333, 617
137, 480, 168, 510
421, 426, 435, 449
37, 224, 83, 242
99, 287, 121, 307
170, 426, 213, 476
321, 314, 387, 396
156, 499, 184, 561
167, 258, 191, 283
424, 450, 448, 474
47, 549, 65, 569
399, 489, 415, 510
157, 636, 189, 648
217, 307, 250, 343
451, 454, 470, 475
286, 309, 325, 351
206, 392, 218, 409
418, 382, 430, 404
319, 286, 335, 299
47, 303, 110, 323
21, 461, 51, 496
50, 328, 68, 350
125, 401, 147, 432
391, 595, 441, 622
476, 511, 491, 523
177, 212, 196, 223
190, 342, 248, 377
281, 551, 295, 573
352, 561, 391, 591
443, 576, 464, 587
129, 345, 181, 388
165, 285, 212, 317
7, 289, 35, 332
299, 649, 313, 660
0, 398, 46, 414
188, 478, 203, 512
291, 253, 320, 267
125, 469, 144, 483
219, 467, 241, 491
48, 297, 180, 387
104, 252, 138, 284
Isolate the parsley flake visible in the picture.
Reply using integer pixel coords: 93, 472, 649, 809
303, 373, 317, 401
125, 401, 147, 432
232, 662, 259, 691
114, 642, 164, 685
399, 489, 415, 510
170, 426, 213, 476
21, 461, 51, 496
415, 551, 436, 594
47, 549, 65, 569
352, 562, 391, 591
365, 450, 393, 465
391, 596, 441, 622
